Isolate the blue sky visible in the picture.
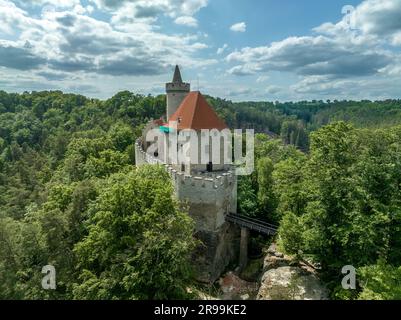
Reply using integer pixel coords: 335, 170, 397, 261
1, 0, 401, 101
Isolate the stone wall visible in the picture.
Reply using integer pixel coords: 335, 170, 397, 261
194, 222, 240, 283
166, 82, 190, 119
135, 140, 239, 282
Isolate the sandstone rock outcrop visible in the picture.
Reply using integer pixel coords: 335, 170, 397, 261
257, 244, 328, 300
219, 272, 259, 300
257, 266, 328, 300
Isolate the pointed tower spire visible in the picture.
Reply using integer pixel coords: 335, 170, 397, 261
172, 65, 183, 83
166, 65, 190, 119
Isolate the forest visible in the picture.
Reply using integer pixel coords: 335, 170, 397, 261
1, 90, 401, 299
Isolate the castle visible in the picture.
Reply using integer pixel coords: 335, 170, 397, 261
135, 65, 240, 282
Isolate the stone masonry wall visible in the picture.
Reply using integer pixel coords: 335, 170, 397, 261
135, 140, 239, 282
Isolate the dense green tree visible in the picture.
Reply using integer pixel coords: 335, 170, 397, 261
277, 122, 401, 298
73, 166, 195, 300
358, 263, 401, 300
237, 175, 258, 216
273, 155, 308, 218
277, 212, 304, 257
256, 157, 278, 222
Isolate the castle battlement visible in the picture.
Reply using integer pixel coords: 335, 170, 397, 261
166, 82, 190, 92
135, 140, 236, 191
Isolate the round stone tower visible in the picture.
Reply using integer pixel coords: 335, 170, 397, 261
166, 65, 190, 119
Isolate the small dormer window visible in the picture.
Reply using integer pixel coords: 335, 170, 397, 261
178, 117, 182, 123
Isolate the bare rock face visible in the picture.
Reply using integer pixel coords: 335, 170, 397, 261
193, 222, 240, 283
263, 254, 289, 271
258, 243, 328, 300
257, 266, 328, 300
263, 243, 290, 272
219, 272, 259, 300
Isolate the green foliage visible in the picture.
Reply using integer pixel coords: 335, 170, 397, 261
274, 155, 308, 218
277, 212, 304, 257
237, 175, 258, 216
0, 91, 195, 300
238, 135, 303, 222
276, 122, 401, 299
358, 264, 401, 300
107, 123, 135, 152
280, 119, 309, 150
73, 166, 195, 300
256, 157, 278, 221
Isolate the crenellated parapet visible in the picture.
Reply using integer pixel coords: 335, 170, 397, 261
165, 165, 235, 190
135, 139, 163, 165
135, 139, 237, 227
135, 139, 235, 190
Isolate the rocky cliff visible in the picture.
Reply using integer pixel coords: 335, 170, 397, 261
257, 243, 328, 300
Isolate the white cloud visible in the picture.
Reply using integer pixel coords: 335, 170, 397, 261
266, 85, 281, 94
0, 0, 211, 79
0, 0, 37, 34
217, 44, 228, 55
12, 0, 80, 8
315, 0, 401, 46
226, 33, 393, 78
174, 16, 198, 27
224, 0, 401, 100
228, 87, 255, 97
353, 0, 401, 38
257, 75, 269, 83
392, 32, 401, 45
290, 74, 401, 101
191, 42, 208, 49
88, 0, 208, 18
230, 22, 246, 33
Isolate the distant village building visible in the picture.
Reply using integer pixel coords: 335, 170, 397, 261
135, 66, 239, 282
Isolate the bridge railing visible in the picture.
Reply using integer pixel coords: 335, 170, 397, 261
227, 213, 278, 236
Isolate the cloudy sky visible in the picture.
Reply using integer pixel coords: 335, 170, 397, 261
0, 0, 401, 101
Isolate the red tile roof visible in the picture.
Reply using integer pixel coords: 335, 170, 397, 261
153, 118, 164, 126
168, 91, 228, 131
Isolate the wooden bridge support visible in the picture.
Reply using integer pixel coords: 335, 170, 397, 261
239, 227, 250, 271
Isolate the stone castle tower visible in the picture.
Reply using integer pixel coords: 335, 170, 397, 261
166, 65, 190, 119
135, 65, 239, 282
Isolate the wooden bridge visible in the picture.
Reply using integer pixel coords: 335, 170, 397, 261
226, 213, 278, 270
227, 213, 278, 236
